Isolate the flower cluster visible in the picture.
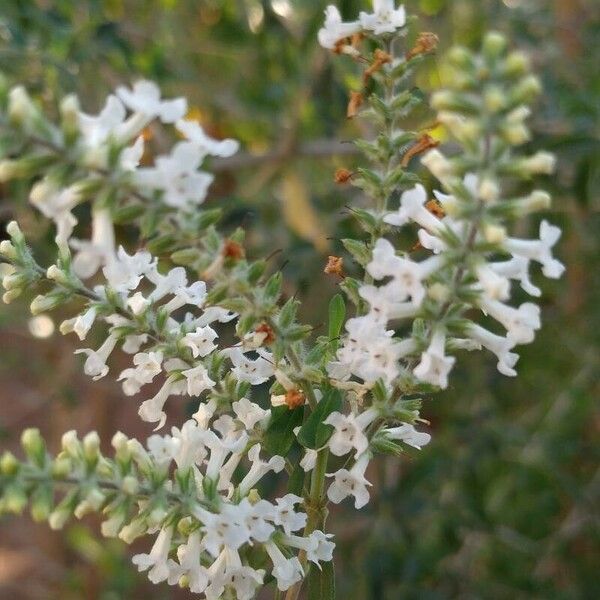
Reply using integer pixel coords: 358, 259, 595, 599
0, 3, 562, 598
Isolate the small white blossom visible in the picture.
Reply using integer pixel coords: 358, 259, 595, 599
116, 80, 187, 123
265, 541, 304, 591
238, 444, 285, 496
75, 332, 119, 380
272, 494, 307, 536
360, 0, 406, 35
413, 328, 455, 389
132, 526, 173, 584
384, 423, 431, 449
182, 325, 218, 358
317, 6, 361, 50
327, 453, 372, 509
182, 364, 216, 397
232, 398, 270, 430
176, 119, 240, 158
324, 408, 378, 457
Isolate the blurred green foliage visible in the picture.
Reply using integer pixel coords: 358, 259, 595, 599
0, 0, 598, 598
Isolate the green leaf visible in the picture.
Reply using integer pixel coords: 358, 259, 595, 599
328, 294, 346, 344
308, 560, 335, 600
263, 406, 304, 456
298, 389, 342, 450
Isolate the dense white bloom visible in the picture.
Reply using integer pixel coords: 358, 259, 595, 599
116, 80, 187, 123
384, 423, 432, 449
327, 453, 372, 509
132, 526, 173, 584
360, 1, 406, 35
324, 408, 378, 457
237, 498, 275, 542
182, 325, 218, 358
176, 119, 240, 158
317, 6, 361, 50
413, 328, 455, 389
195, 504, 250, 558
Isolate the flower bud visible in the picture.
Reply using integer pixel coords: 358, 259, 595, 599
428, 283, 451, 303
49, 505, 72, 530
511, 75, 542, 104
30, 293, 65, 315
119, 517, 147, 543
8, 86, 36, 125
0, 160, 20, 182
6, 220, 23, 241
148, 507, 167, 527
4, 484, 27, 514
83, 431, 101, 462
121, 475, 139, 495
177, 516, 193, 536
483, 32, 507, 60
0, 451, 19, 476
3, 288, 22, 304
30, 487, 53, 522
503, 51, 530, 77
61, 430, 81, 457
483, 224, 507, 244
422, 149, 454, 180
0, 240, 17, 260
60, 94, 80, 139
484, 86, 506, 113
51, 457, 72, 479
447, 46, 474, 69
522, 152, 556, 175
478, 178, 500, 203
21, 428, 46, 466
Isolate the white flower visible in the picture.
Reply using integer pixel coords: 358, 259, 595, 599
300, 448, 318, 472
413, 328, 455, 389
384, 184, 444, 233
176, 119, 239, 158
327, 453, 372, 509
238, 444, 285, 496
103, 246, 155, 293
228, 562, 265, 600
283, 530, 335, 566
122, 333, 148, 354
384, 423, 431, 449
116, 80, 187, 123
226, 348, 275, 385
265, 541, 304, 591
196, 306, 237, 326
479, 298, 541, 345
135, 142, 213, 208
360, 0, 406, 35
78, 94, 126, 148
72, 306, 97, 341
182, 364, 216, 397
118, 351, 163, 396
202, 424, 248, 482
168, 532, 209, 592
163, 280, 207, 313
182, 325, 218, 358
138, 375, 187, 429
359, 283, 419, 324
324, 408, 378, 457
132, 526, 173, 584
119, 135, 145, 170
170, 419, 208, 469
475, 263, 511, 301
147, 266, 188, 302
194, 505, 250, 558
74, 332, 119, 380
237, 498, 275, 543
147, 432, 178, 468
127, 291, 150, 315
491, 257, 541, 297
29, 180, 81, 247
192, 398, 217, 428
232, 398, 270, 430
466, 323, 520, 376
503, 220, 565, 279
70, 208, 116, 278
272, 494, 307, 536
317, 6, 361, 50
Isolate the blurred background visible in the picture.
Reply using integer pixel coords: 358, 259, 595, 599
0, 0, 598, 598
